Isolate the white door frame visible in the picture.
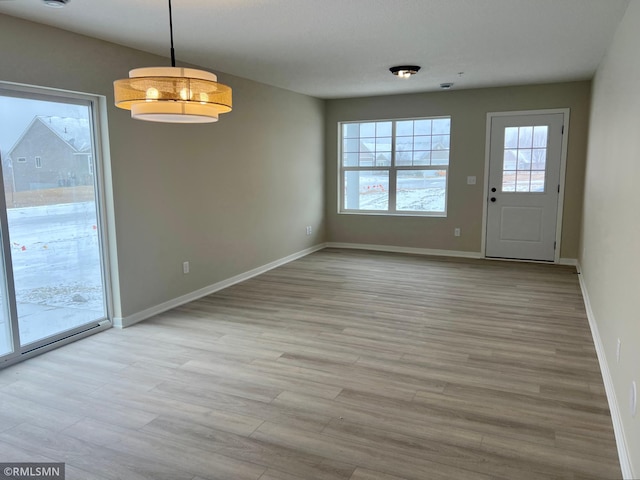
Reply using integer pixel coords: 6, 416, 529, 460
481, 108, 570, 263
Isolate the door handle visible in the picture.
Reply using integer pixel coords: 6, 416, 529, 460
490, 197, 496, 202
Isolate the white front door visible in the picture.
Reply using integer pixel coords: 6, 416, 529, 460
485, 112, 565, 261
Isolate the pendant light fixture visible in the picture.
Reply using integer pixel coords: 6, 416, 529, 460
113, 0, 232, 123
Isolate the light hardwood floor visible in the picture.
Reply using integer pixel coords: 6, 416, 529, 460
0, 249, 622, 479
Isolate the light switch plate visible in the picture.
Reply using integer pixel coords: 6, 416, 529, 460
467, 176, 477, 185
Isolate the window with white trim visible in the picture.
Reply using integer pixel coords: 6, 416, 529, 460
35, 156, 42, 168
17, 157, 26, 163
339, 117, 450, 215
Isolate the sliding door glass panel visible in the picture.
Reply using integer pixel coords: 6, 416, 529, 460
0, 93, 107, 347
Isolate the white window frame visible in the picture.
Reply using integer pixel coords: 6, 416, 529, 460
17, 157, 26, 163
338, 116, 450, 217
35, 156, 42, 168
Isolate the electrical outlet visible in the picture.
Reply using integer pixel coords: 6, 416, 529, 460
183, 261, 190, 274
306, 226, 312, 235
616, 338, 621, 363
467, 176, 477, 185
454, 228, 461, 237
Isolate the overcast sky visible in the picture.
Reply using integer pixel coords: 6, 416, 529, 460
0, 95, 89, 157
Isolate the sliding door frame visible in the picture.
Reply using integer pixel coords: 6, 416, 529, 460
0, 81, 113, 368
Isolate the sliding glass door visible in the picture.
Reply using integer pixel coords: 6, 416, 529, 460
0, 84, 110, 363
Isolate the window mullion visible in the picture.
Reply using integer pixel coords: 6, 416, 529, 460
389, 121, 397, 212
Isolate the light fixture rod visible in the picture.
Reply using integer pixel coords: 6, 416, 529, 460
168, 0, 176, 67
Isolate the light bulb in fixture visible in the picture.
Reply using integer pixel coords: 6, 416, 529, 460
145, 87, 159, 101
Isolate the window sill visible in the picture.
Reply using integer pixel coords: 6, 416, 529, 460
338, 210, 447, 218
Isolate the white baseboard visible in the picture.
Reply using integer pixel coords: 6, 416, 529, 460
559, 257, 578, 266
113, 243, 326, 329
577, 262, 634, 478
325, 242, 483, 259
325, 243, 577, 266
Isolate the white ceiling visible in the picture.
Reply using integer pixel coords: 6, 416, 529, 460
0, 0, 630, 99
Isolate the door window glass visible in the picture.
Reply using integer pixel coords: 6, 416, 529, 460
502, 126, 548, 192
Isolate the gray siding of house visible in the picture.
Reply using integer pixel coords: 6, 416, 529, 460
9, 120, 92, 192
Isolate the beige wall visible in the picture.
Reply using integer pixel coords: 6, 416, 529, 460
581, 1, 640, 475
0, 14, 325, 320
325, 82, 591, 259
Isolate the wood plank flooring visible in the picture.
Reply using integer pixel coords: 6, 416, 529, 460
0, 248, 622, 479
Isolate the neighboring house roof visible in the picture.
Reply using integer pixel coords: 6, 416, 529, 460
7, 116, 91, 158
36, 116, 91, 153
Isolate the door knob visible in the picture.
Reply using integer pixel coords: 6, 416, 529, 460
490, 197, 496, 202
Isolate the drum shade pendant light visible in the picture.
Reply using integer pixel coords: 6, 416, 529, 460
113, 0, 232, 123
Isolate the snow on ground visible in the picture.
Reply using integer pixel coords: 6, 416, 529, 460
8, 201, 105, 310
357, 188, 445, 212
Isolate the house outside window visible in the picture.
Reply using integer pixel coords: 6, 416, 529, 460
339, 117, 451, 216
35, 156, 42, 168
